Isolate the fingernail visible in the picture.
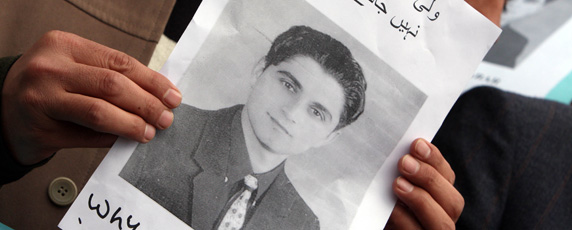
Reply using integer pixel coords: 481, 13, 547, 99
402, 155, 420, 174
396, 177, 414, 193
415, 139, 431, 159
163, 89, 182, 108
144, 124, 156, 142
157, 110, 174, 129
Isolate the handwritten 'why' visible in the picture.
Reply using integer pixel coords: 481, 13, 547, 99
88, 193, 141, 230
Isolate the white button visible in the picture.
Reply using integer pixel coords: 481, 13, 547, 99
48, 177, 78, 206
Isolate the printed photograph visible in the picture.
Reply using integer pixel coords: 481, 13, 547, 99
120, 0, 427, 229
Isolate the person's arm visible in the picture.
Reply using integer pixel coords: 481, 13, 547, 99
1, 31, 182, 184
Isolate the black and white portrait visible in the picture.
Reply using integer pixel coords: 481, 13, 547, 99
120, 0, 427, 229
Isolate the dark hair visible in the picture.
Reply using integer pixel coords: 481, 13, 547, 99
264, 25, 367, 130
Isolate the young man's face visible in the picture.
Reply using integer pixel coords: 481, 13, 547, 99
245, 55, 345, 156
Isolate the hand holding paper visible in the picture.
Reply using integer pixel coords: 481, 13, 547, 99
381, 0, 504, 227
59, 0, 500, 229
385, 139, 464, 229
2, 31, 181, 165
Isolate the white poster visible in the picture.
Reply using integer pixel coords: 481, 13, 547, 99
60, 0, 500, 229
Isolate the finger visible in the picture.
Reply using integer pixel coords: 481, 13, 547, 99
394, 176, 456, 229
411, 138, 455, 184
72, 40, 182, 108
385, 201, 423, 230
47, 93, 156, 143
63, 64, 174, 129
42, 122, 119, 149
399, 154, 465, 222
60, 126, 118, 148
49, 30, 182, 108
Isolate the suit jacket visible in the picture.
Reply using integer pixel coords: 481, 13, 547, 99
120, 104, 319, 230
